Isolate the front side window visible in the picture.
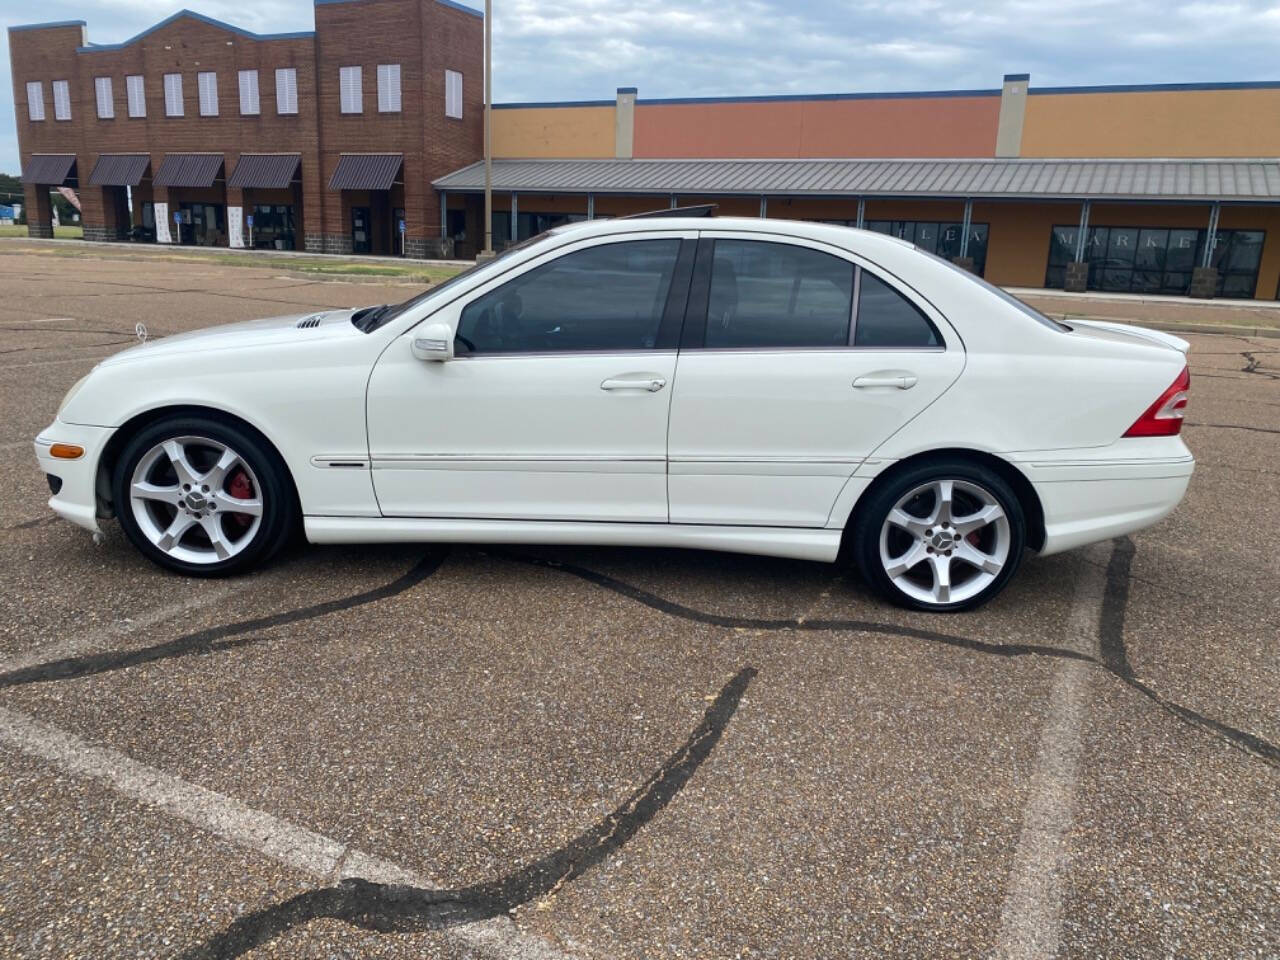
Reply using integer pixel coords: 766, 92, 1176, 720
198, 71, 218, 116
456, 239, 682, 354
164, 73, 184, 116
126, 75, 146, 117
704, 239, 854, 348
275, 68, 298, 114
854, 272, 940, 348
377, 63, 401, 113
238, 70, 259, 115
445, 69, 463, 118
52, 80, 71, 120
26, 81, 45, 121
339, 66, 362, 113
95, 77, 114, 118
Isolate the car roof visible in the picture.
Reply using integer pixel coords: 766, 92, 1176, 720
550, 215, 918, 255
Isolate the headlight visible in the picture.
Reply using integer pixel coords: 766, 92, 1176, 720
57, 374, 91, 416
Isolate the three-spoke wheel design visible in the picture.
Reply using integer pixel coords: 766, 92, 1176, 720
113, 416, 296, 576
853, 459, 1026, 612
129, 436, 264, 565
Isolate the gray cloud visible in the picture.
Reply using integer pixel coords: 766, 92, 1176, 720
4, 0, 1280, 172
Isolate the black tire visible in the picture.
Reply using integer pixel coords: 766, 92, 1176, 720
112, 415, 297, 577
851, 458, 1026, 613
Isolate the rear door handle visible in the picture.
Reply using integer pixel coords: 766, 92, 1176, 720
601, 377, 666, 392
853, 374, 918, 390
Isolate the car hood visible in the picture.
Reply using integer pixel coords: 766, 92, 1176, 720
98, 309, 363, 367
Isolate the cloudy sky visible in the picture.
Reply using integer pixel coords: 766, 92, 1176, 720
3, 0, 1280, 173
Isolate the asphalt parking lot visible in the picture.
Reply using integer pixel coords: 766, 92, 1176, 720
0, 243, 1276, 959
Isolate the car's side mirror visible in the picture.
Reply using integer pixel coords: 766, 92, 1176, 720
410, 322, 454, 362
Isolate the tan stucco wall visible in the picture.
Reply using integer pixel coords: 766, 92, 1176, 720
492, 106, 616, 158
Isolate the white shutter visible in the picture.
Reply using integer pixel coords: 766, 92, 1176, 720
95, 77, 114, 119
339, 66, 362, 114
445, 70, 463, 119
198, 72, 218, 116
26, 81, 45, 121
238, 70, 259, 115
126, 75, 146, 117
275, 68, 298, 114
164, 74, 184, 116
52, 80, 71, 121
377, 64, 401, 113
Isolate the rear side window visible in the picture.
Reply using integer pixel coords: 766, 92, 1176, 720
704, 240, 854, 348
854, 272, 941, 348
456, 239, 681, 354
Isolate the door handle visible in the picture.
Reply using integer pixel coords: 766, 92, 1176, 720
601, 377, 666, 392
853, 374, 918, 390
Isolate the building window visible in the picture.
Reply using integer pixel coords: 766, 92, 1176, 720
198, 71, 218, 117
377, 63, 401, 113
1046, 224, 1265, 299
275, 68, 298, 115
164, 73, 184, 117
26, 81, 45, 121
862, 220, 990, 276
445, 69, 463, 119
52, 80, 71, 121
126, 75, 146, 117
95, 77, 114, 119
339, 66, 362, 113
238, 70, 260, 115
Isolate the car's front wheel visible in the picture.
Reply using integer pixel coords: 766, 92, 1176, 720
852, 459, 1026, 612
112, 415, 296, 577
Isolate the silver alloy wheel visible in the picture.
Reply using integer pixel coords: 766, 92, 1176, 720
877, 478, 1011, 607
128, 435, 264, 566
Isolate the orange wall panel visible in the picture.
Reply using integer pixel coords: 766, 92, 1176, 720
634, 96, 1000, 159
492, 106, 615, 158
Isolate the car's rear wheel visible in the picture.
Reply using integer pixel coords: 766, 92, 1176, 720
852, 459, 1025, 612
112, 416, 296, 577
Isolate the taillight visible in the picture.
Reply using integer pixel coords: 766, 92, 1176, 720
1123, 365, 1190, 437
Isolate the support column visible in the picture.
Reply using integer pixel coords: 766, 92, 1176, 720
510, 192, 518, 244
855, 197, 865, 230
669, 194, 677, 209
440, 191, 448, 238
1190, 202, 1221, 299
1064, 200, 1091, 292
24, 183, 53, 238
759, 196, 768, 218
952, 198, 976, 272
587, 193, 595, 220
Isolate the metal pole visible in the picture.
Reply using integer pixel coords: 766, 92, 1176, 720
959, 199, 973, 259
482, 0, 493, 256
440, 191, 448, 238
855, 197, 865, 230
510, 192, 517, 243
1203, 201, 1221, 269
759, 196, 767, 218
1074, 200, 1091, 263
587, 193, 594, 220
669, 194, 677, 209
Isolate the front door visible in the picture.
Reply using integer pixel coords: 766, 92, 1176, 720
351, 206, 371, 254
667, 234, 965, 528
366, 232, 695, 522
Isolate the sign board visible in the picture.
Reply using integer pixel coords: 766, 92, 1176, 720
246, 214, 254, 227
398, 219, 406, 234
173, 210, 182, 224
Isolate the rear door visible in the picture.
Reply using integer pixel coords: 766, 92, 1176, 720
666, 232, 965, 527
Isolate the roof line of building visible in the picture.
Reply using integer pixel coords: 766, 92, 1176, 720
7, 19, 86, 33
1030, 79, 1280, 95
439, 156, 1280, 168
314, 0, 482, 16
72, 9, 313, 51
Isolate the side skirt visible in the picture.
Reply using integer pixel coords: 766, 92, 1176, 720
304, 516, 843, 563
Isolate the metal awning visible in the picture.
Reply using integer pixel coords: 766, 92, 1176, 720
153, 153, 225, 189
228, 154, 301, 190
20, 154, 77, 186
88, 154, 151, 187
432, 157, 1280, 203
328, 154, 402, 191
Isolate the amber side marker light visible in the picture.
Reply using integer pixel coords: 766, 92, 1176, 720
49, 443, 85, 460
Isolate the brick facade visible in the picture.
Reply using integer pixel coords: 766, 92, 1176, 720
8, 1, 482, 257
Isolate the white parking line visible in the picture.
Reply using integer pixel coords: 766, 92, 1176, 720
994, 545, 1108, 960
0, 705, 573, 959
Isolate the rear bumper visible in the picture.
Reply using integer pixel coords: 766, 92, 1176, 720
33, 419, 114, 534
1020, 438, 1195, 556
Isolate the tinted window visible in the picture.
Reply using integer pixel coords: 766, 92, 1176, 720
704, 240, 854, 348
456, 239, 680, 354
854, 273, 940, 348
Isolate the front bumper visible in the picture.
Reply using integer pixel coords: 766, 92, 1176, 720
34, 419, 115, 534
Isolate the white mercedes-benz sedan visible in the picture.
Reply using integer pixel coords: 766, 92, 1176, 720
34, 215, 1194, 611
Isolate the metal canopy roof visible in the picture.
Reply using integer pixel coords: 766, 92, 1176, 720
328, 154, 403, 191
20, 154, 77, 185
88, 154, 150, 187
154, 153, 225, 189
228, 153, 301, 190
433, 157, 1280, 202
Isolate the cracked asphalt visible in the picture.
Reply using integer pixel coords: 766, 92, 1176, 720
0, 246, 1276, 959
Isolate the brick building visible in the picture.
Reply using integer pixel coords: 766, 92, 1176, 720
9, 0, 482, 257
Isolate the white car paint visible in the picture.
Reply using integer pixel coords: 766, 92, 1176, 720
37, 217, 1193, 580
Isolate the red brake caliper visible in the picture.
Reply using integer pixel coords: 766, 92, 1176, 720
227, 469, 254, 529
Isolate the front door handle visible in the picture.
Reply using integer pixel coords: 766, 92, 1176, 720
853, 374, 918, 390
601, 377, 666, 392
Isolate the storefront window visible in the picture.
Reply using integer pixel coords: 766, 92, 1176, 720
1046, 224, 1263, 298
491, 211, 587, 248
824, 220, 989, 276
248, 204, 296, 251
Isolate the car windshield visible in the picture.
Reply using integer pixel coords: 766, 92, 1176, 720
924, 250, 1071, 332
352, 232, 556, 333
